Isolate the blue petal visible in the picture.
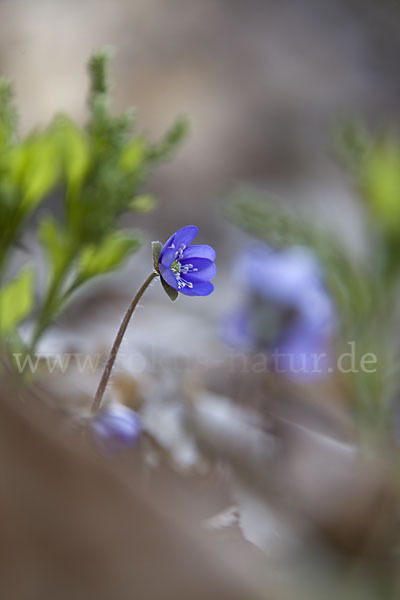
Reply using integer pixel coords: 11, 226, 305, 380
172, 225, 199, 248
180, 281, 214, 296
182, 258, 216, 281
235, 243, 336, 336
160, 246, 177, 268
159, 226, 199, 267
159, 232, 176, 263
91, 404, 142, 451
159, 264, 179, 289
237, 243, 322, 307
182, 244, 216, 261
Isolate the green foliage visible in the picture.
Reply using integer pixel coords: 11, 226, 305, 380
129, 194, 158, 213
14, 133, 60, 209
0, 78, 17, 147
0, 268, 34, 335
78, 231, 141, 281
335, 119, 370, 173
0, 109, 59, 270
339, 123, 400, 226
361, 138, 400, 233
39, 218, 70, 279
52, 116, 90, 188
88, 50, 110, 97
0, 49, 187, 350
147, 117, 188, 163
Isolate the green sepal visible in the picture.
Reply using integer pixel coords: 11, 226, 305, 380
161, 277, 178, 302
153, 241, 178, 300
152, 241, 162, 273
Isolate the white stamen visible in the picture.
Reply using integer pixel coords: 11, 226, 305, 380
171, 257, 197, 289
180, 263, 193, 274
175, 243, 186, 261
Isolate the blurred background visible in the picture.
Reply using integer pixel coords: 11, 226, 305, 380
2, 0, 400, 242
2, 0, 399, 341
1, 1, 400, 598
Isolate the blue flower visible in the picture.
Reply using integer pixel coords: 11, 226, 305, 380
158, 225, 216, 296
222, 243, 336, 380
91, 403, 142, 452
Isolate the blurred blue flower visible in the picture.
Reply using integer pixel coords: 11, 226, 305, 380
91, 403, 142, 452
158, 225, 216, 296
223, 244, 336, 380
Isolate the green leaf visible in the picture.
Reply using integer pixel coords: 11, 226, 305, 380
225, 188, 315, 248
88, 49, 111, 97
335, 119, 370, 173
161, 277, 178, 302
361, 139, 400, 233
119, 139, 146, 171
53, 116, 90, 187
0, 268, 34, 336
148, 116, 189, 162
9, 133, 59, 210
152, 240, 162, 273
129, 194, 157, 213
0, 78, 17, 148
78, 230, 141, 280
39, 217, 68, 276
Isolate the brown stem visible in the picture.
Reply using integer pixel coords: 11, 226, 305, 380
91, 271, 159, 413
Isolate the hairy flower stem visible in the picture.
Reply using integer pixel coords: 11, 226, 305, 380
91, 271, 159, 414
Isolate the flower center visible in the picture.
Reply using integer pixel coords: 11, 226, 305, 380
171, 260, 180, 274
169, 245, 199, 290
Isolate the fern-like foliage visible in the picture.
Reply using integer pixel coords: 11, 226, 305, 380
0, 49, 188, 352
